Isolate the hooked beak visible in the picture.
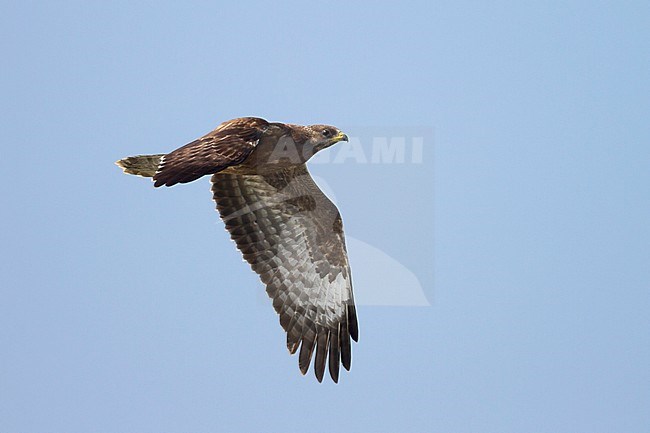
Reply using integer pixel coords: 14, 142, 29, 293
332, 131, 349, 143
316, 130, 349, 153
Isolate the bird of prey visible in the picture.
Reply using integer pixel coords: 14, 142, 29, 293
116, 117, 358, 382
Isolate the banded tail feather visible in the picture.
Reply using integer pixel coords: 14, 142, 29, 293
115, 154, 164, 178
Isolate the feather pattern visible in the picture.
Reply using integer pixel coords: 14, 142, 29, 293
211, 165, 358, 382
153, 117, 269, 187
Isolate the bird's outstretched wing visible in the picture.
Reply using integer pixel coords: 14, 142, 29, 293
211, 165, 358, 382
153, 117, 270, 187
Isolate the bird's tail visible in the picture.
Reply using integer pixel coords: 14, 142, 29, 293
115, 154, 165, 178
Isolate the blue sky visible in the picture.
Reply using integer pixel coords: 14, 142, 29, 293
1, 1, 649, 432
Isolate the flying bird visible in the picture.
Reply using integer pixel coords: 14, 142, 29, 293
116, 117, 358, 382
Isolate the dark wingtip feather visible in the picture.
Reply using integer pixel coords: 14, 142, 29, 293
328, 328, 340, 383
152, 172, 191, 188
298, 332, 316, 375
287, 341, 300, 355
340, 324, 352, 371
347, 304, 359, 342
314, 329, 328, 383
285, 314, 303, 354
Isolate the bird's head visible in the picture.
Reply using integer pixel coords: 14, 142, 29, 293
304, 125, 349, 155
258, 123, 349, 168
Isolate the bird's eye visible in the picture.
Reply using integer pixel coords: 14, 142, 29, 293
322, 129, 331, 137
